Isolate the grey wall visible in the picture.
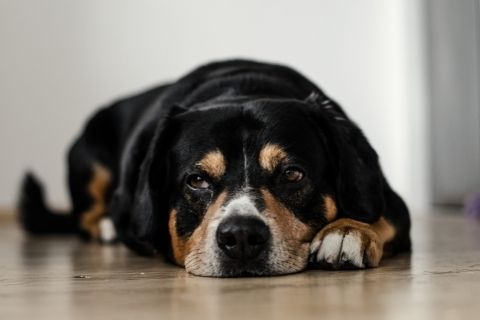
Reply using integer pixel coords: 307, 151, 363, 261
427, 0, 480, 204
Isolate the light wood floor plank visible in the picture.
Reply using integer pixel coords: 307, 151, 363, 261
1, 210, 479, 319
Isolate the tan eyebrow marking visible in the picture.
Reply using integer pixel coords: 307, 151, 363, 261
258, 143, 288, 172
197, 149, 226, 179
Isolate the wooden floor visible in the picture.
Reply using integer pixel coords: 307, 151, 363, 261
1, 210, 480, 319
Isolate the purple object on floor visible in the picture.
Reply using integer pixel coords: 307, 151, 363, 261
465, 193, 480, 219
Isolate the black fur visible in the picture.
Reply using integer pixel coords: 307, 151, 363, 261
18, 59, 411, 265
19, 173, 77, 234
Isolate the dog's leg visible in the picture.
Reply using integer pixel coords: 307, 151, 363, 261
68, 142, 115, 243
77, 163, 115, 242
67, 107, 123, 243
309, 217, 396, 269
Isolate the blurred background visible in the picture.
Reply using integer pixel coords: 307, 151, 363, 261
0, 0, 478, 215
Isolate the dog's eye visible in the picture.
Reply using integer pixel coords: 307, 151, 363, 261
186, 174, 210, 190
283, 168, 304, 182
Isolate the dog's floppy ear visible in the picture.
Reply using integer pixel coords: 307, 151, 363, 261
309, 95, 385, 222
110, 105, 181, 256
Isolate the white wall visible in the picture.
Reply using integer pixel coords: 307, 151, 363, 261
0, 0, 428, 212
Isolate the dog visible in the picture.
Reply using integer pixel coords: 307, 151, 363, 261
19, 59, 411, 277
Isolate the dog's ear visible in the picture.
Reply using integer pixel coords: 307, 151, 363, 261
110, 105, 181, 256
309, 96, 385, 222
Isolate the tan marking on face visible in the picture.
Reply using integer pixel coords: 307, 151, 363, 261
314, 217, 396, 267
175, 192, 227, 269
261, 189, 315, 256
323, 195, 337, 222
168, 209, 187, 266
80, 163, 111, 240
197, 150, 226, 179
259, 144, 288, 172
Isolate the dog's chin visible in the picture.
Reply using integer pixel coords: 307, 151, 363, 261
213, 260, 273, 278
185, 254, 308, 278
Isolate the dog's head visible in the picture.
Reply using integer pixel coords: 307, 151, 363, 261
112, 95, 384, 277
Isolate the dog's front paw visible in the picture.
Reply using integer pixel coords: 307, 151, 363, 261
309, 218, 383, 270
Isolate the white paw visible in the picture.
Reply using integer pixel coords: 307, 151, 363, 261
99, 217, 117, 243
309, 220, 382, 269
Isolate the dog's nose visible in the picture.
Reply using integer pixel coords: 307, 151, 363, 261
216, 216, 270, 261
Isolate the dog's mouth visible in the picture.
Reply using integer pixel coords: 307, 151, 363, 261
212, 252, 273, 277
213, 265, 271, 278
191, 259, 310, 278
184, 245, 310, 277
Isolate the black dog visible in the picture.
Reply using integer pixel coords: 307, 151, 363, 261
19, 60, 411, 277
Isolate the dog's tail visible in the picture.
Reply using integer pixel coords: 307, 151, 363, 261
18, 172, 77, 234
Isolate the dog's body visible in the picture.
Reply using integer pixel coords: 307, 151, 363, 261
19, 60, 410, 277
